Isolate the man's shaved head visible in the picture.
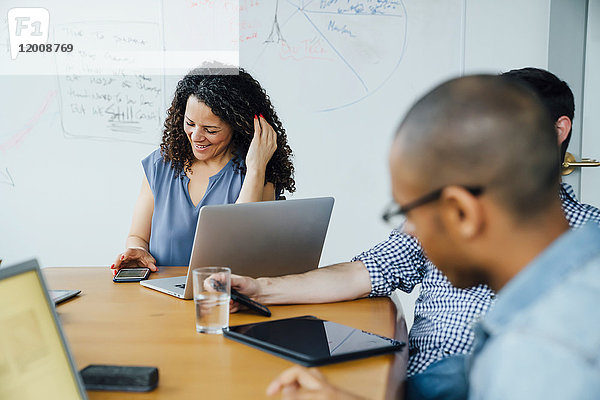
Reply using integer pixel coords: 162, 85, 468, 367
394, 75, 560, 220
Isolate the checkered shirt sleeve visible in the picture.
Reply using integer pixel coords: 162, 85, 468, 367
352, 228, 427, 296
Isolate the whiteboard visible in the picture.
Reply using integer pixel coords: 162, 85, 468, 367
0, 0, 552, 268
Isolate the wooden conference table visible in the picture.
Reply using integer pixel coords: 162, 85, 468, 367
44, 267, 408, 399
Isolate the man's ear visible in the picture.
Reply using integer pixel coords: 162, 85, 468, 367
555, 116, 571, 146
439, 186, 484, 239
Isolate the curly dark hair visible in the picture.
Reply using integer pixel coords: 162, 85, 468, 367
160, 67, 295, 194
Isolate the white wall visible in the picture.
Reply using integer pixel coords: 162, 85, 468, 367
464, 0, 551, 74
401, 0, 553, 329
0, 0, 556, 300
1, 0, 465, 268
581, 0, 600, 207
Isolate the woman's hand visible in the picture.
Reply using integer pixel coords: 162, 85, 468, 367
236, 115, 277, 203
246, 114, 277, 173
110, 247, 157, 275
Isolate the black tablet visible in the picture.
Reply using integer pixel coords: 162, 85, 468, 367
224, 315, 406, 367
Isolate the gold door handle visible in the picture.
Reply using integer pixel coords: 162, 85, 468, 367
562, 152, 600, 176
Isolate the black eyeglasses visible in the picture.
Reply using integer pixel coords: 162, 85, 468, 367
382, 186, 484, 223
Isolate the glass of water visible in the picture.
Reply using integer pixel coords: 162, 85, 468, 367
192, 266, 231, 334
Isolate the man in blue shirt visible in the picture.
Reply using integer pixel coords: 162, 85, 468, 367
266, 75, 600, 399
233, 68, 600, 398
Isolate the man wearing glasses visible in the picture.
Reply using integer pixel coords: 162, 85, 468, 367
231, 69, 600, 399
266, 74, 600, 399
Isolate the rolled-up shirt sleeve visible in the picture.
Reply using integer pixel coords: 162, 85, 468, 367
352, 228, 429, 296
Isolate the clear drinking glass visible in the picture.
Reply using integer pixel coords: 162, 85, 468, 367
192, 266, 231, 334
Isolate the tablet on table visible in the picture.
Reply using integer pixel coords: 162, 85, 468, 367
224, 315, 406, 367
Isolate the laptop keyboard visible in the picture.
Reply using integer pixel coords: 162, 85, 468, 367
174, 284, 186, 289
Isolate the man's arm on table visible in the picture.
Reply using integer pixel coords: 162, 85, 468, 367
231, 261, 372, 306
231, 228, 429, 310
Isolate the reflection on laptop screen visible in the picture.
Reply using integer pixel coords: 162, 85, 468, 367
0, 268, 85, 399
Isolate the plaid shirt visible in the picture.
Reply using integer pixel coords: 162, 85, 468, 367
353, 183, 600, 376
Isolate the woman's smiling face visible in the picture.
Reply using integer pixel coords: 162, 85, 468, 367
183, 95, 233, 162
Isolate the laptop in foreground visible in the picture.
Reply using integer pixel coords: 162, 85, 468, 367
0, 259, 88, 399
141, 197, 335, 299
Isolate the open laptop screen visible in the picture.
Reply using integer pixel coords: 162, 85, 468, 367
0, 262, 86, 399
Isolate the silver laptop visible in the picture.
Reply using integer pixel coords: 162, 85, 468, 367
141, 197, 335, 299
0, 259, 88, 399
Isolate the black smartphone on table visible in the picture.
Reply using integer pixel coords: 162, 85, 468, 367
113, 268, 150, 282
231, 288, 271, 317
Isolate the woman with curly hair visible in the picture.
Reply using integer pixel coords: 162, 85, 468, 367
111, 67, 295, 271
